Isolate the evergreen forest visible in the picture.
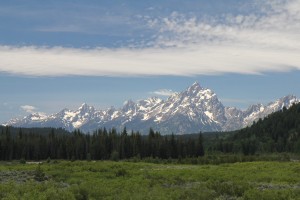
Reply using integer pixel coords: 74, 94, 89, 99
0, 103, 300, 162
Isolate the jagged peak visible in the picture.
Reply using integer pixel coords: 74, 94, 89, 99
267, 95, 299, 109
3, 82, 298, 134
78, 103, 94, 112
138, 97, 161, 103
188, 81, 202, 91
122, 100, 136, 112
146, 96, 163, 103
106, 106, 116, 112
186, 82, 215, 95
278, 94, 298, 101
183, 82, 217, 101
192, 81, 200, 86
147, 96, 161, 100
79, 102, 88, 108
245, 103, 264, 112
25, 112, 48, 121
123, 99, 135, 106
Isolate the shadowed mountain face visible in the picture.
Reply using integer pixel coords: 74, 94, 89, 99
4, 82, 299, 134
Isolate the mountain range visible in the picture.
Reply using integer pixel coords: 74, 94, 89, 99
3, 82, 299, 134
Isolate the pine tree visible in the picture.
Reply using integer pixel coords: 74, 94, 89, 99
196, 132, 205, 157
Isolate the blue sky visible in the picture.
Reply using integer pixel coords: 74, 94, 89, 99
1, 0, 300, 123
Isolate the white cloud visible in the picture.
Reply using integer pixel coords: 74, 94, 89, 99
151, 89, 176, 96
20, 105, 37, 113
0, 0, 300, 77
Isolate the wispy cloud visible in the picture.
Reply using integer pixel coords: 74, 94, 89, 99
20, 105, 37, 113
0, 0, 299, 77
151, 89, 176, 96
36, 25, 85, 33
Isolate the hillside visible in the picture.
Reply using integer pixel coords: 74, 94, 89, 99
1, 102, 300, 160
215, 103, 300, 155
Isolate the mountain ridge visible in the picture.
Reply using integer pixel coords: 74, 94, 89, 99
3, 82, 299, 134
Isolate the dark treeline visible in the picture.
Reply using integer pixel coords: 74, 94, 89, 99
0, 127, 204, 161
214, 103, 300, 155
1, 103, 299, 161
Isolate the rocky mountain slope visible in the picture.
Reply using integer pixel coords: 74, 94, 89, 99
3, 82, 299, 134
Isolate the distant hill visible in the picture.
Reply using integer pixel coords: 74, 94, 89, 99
215, 103, 300, 155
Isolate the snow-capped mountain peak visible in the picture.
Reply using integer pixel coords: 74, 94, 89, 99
122, 100, 136, 112
187, 81, 202, 94
183, 82, 216, 102
268, 95, 298, 111
78, 103, 95, 113
26, 112, 48, 121
241, 95, 299, 127
3, 83, 299, 134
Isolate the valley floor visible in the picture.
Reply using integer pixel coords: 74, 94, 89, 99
0, 160, 300, 199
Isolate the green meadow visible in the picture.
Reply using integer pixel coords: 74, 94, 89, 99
0, 160, 300, 200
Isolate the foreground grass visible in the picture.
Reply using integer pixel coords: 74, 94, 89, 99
0, 160, 300, 199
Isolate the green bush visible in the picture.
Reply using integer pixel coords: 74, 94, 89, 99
34, 164, 47, 182
208, 180, 250, 197
19, 158, 26, 164
115, 168, 128, 177
71, 185, 89, 200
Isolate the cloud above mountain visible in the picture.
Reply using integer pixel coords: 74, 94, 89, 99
20, 105, 37, 113
151, 89, 176, 96
0, 0, 299, 77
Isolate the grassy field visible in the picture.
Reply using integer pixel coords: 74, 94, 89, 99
0, 160, 300, 200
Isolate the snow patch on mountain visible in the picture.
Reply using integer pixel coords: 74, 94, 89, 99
3, 82, 299, 134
